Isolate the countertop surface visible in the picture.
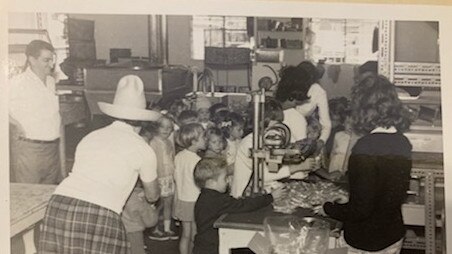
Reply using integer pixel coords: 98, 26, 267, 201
10, 183, 56, 236
214, 204, 341, 232
214, 151, 443, 232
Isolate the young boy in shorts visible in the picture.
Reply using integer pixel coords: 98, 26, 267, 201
122, 183, 159, 254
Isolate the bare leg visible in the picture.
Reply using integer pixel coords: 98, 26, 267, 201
128, 231, 146, 254
189, 222, 197, 254
163, 196, 174, 232
179, 221, 192, 254
152, 201, 164, 233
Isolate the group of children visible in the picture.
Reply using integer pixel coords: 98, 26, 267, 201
120, 91, 360, 254
121, 95, 273, 254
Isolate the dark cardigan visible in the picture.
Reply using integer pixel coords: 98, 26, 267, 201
324, 133, 412, 251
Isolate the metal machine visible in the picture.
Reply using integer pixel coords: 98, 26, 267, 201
247, 85, 317, 195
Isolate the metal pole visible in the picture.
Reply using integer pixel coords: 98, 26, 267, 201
161, 15, 168, 66
258, 88, 266, 193
424, 173, 436, 254
251, 92, 261, 195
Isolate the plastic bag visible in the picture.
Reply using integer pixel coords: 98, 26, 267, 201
263, 216, 330, 254
299, 217, 330, 254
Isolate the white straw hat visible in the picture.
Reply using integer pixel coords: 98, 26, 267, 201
98, 75, 161, 121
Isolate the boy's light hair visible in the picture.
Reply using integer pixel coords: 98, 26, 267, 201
176, 123, 204, 149
194, 158, 228, 188
158, 114, 174, 125
177, 110, 199, 125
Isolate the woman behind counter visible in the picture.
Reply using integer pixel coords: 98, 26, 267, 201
317, 75, 413, 253
38, 75, 161, 253
296, 61, 331, 150
275, 65, 321, 180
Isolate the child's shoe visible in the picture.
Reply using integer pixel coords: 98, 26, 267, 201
148, 229, 169, 241
163, 230, 179, 240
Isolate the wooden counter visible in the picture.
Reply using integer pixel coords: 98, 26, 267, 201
10, 183, 56, 237
214, 151, 444, 254
10, 183, 56, 254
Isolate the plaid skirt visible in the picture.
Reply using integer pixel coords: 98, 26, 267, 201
38, 195, 130, 254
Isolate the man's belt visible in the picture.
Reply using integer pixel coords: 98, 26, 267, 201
18, 136, 60, 144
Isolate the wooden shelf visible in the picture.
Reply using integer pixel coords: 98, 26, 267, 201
254, 17, 306, 66
402, 203, 443, 227
251, 17, 307, 88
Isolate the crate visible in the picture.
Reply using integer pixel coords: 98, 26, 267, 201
281, 39, 303, 49
205, 47, 251, 66
260, 37, 278, 48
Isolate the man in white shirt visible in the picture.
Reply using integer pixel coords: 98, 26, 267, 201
9, 40, 61, 183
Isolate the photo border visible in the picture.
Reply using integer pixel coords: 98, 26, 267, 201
1, 1, 452, 253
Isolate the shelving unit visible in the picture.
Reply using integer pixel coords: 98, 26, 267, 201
251, 17, 306, 90
402, 93, 443, 254
254, 17, 306, 66
403, 153, 445, 254
378, 20, 444, 253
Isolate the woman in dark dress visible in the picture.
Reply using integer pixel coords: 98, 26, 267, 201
317, 75, 413, 254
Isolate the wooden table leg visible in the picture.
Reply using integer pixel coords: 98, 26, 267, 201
22, 228, 35, 254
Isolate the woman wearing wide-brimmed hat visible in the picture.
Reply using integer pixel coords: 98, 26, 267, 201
38, 75, 162, 253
